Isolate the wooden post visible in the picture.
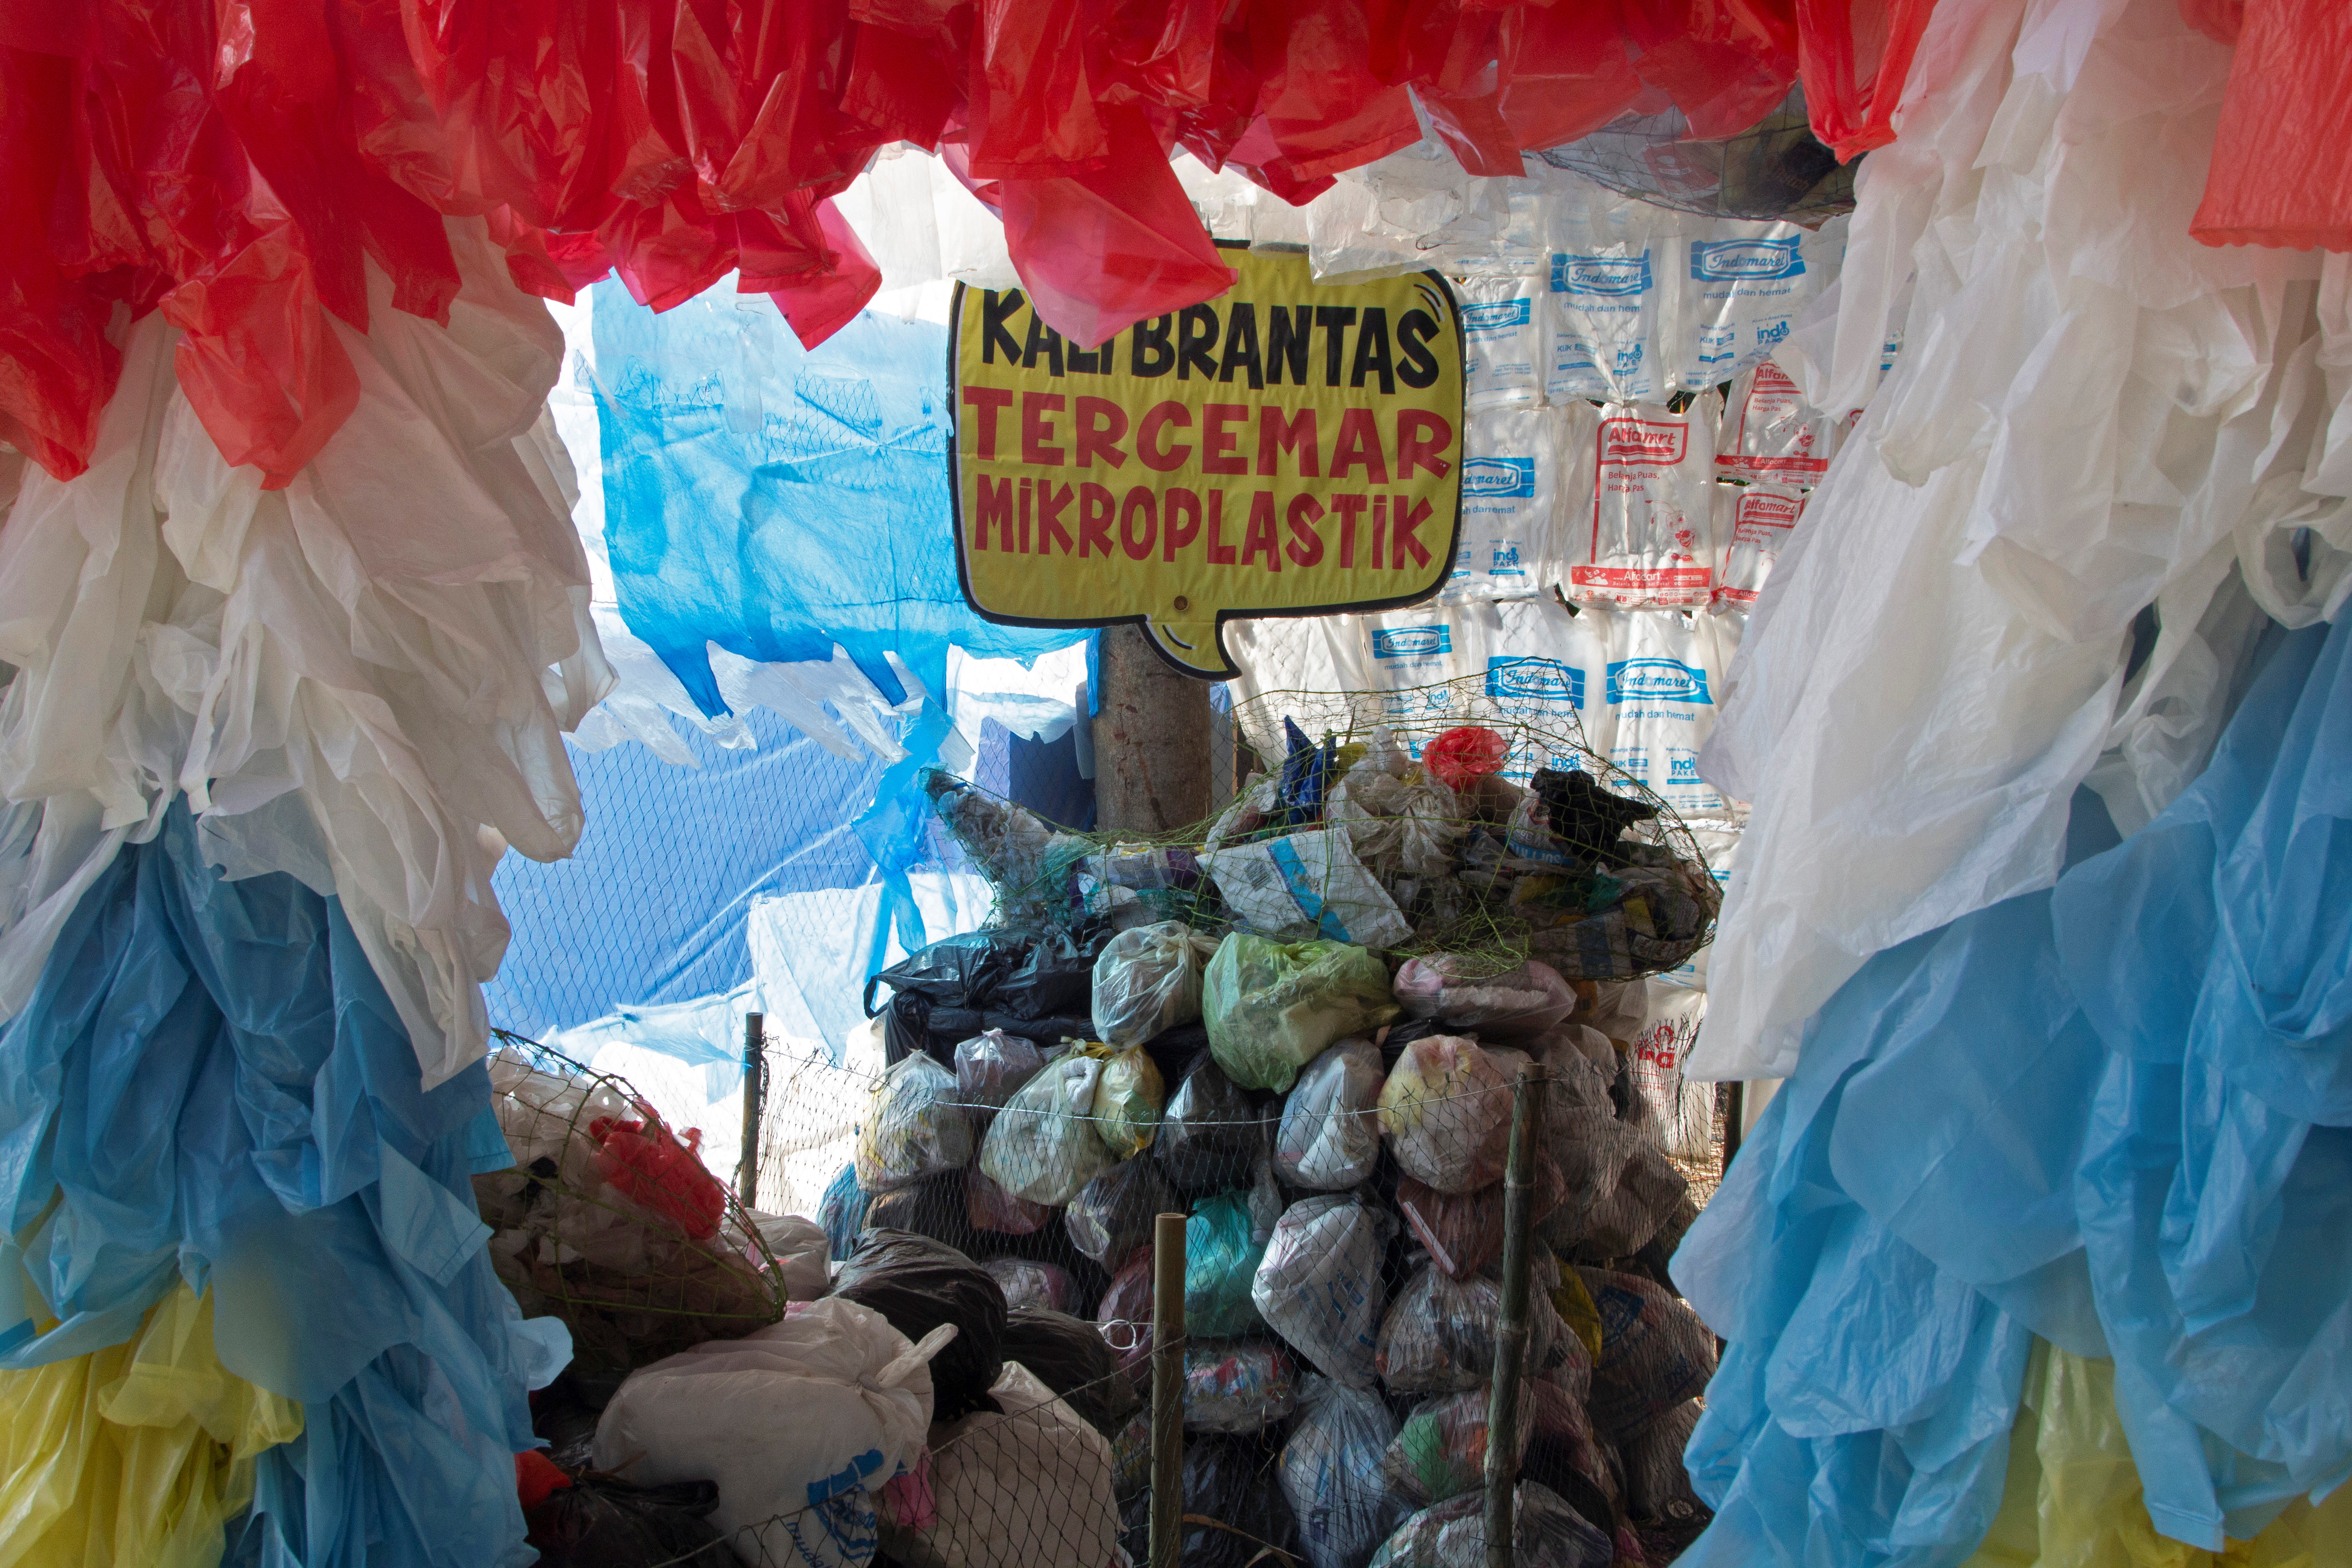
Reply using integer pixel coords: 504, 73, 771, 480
1092, 624, 1213, 833
1722, 1081, 1745, 1169
1485, 1061, 1546, 1568
736, 1013, 764, 1210
1150, 1210, 1188, 1568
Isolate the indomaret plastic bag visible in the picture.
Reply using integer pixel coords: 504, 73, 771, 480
978, 1055, 1113, 1207
1252, 1194, 1395, 1389
1446, 405, 1573, 604
1092, 921, 1217, 1049
1601, 608, 1732, 818
1282, 1377, 1410, 1568
1567, 398, 1720, 609
1274, 1038, 1386, 1190
1455, 275, 1546, 410
857, 1054, 975, 1192
1205, 934, 1400, 1094
1377, 1037, 1515, 1194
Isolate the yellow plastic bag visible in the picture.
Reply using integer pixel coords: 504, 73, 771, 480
0, 1283, 304, 1568
1550, 1272, 1606, 1364
1962, 1341, 2352, 1568
1086, 1042, 1166, 1160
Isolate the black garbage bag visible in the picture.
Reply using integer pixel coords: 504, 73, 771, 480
1143, 1020, 1210, 1088
1066, 1155, 1179, 1267
993, 926, 1108, 1020
1118, 1434, 1299, 1568
865, 929, 1031, 1014
831, 1230, 1007, 1422
1000, 1305, 1141, 1438
859, 1171, 970, 1252
525, 1475, 733, 1568
1155, 1057, 1265, 1196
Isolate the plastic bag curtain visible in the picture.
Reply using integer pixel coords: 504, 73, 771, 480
0, 0, 1940, 490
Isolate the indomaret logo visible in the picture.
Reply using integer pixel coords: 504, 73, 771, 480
1551, 252, 1652, 297
1486, 656, 1583, 708
1599, 418, 1687, 466
1372, 625, 1452, 661
1460, 299, 1533, 336
1461, 456, 1537, 499
1606, 657, 1712, 705
1688, 237, 1804, 281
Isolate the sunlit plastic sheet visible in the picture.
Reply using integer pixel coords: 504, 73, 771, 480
1674, 615, 2352, 1563
0, 806, 564, 1568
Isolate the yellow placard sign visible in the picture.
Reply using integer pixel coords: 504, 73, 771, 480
949, 245, 1465, 678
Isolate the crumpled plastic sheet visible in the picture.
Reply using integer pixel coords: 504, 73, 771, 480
2190, 0, 2352, 253
1693, 0, 2352, 1081
1673, 614, 2352, 1563
6, 0, 1962, 482
0, 804, 568, 1568
0, 226, 607, 1090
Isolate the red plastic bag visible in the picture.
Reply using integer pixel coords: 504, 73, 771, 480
1794, 0, 1939, 161
2190, 0, 2352, 251
1423, 726, 1509, 792
590, 1109, 728, 1239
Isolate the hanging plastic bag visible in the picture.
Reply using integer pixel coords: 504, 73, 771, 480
1376, 1264, 1561, 1397
1066, 1156, 1177, 1267
1155, 1056, 1267, 1195
955, 1029, 1047, 1128
1380, 1387, 1535, 1506
967, 1167, 1053, 1235
1715, 362, 1836, 485
857, 1054, 976, 1192
877, 1361, 1121, 1568
831, 1231, 1008, 1425
1566, 397, 1721, 610
1281, 1376, 1410, 1568
1092, 921, 1217, 1048
1085, 1042, 1166, 1159
1377, 1037, 1514, 1194
1627, 982, 1714, 1161
1186, 1189, 1272, 1339
1274, 1038, 1386, 1191
1367, 1480, 1612, 1568
1392, 956, 1578, 1039
819, 1163, 871, 1260
1252, 1194, 1395, 1390
1185, 1339, 1301, 1433
1573, 1268, 1715, 1444
1711, 481, 1807, 612
1204, 934, 1400, 1093
983, 1257, 1078, 1314
1395, 1149, 1566, 1279
978, 1054, 1113, 1207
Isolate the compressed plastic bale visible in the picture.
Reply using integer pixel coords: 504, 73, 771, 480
1204, 934, 1402, 1093
1380, 1387, 1537, 1507
1367, 1480, 1613, 1568
878, 1361, 1119, 1568
1092, 921, 1217, 1048
1186, 1189, 1273, 1339
1392, 956, 1578, 1040
1252, 1194, 1395, 1390
857, 1054, 976, 1192
1394, 1147, 1566, 1279
983, 1258, 1078, 1315
1573, 1268, 1715, 1445
1119, 1434, 1301, 1568
1274, 1037, 1386, 1191
591, 1296, 951, 1565
1281, 1376, 1411, 1568
1156, 1056, 1268, 1196
1376, 1263, 1564, 1397
1066, 1156, 1177, 1267
954, 1029, 1047, 1128
967, 1167, 1053, 1236
1620, 1398, 1705, 1524
1185, 1340, 1301, 1434
978, 1054, 1113, 1207
1377, 1036, 1514, 1195
1085, 1042, 1166, 1160
831, 1232, 1008, 1425
1000, 1306, 1139, 1440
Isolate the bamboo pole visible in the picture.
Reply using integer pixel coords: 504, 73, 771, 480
1485, 1060, 1546, 1568
1151, 1210, 1188, 1568
735, 1012, 764, 1210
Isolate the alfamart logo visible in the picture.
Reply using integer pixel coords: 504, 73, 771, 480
1486, 656, 1583, 708
1551, 251, 1652, 296
1600, 418, 1687, 465
1460, 299, 1533, 335
1606, 657, 1712, 704
1372, 625, 1452, 661
1461, 456, 1537, 499
1689, 237, 1804, 282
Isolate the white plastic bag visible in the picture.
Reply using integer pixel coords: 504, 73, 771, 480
1281, 1377, 1408, 1568
1543, 179, 1676, 404
1091, 921, 1216, 1049
1710, 482, 1807, 611
593, 1297, 951, 1568
1455, 274, 1547, 409
1252, 1194, 1395, 1389
857, 1054, 975, 1192
1627, 982, 1714, 1162
1602, 609, 1730, 817
1671, 218, 1843, 390
977, 1056, 1112, 1207
1199, 828, 1414, 949
1446, 405, 1567, 604
1274, 1039, 1386, 1191
879, 1361, 1119, 1568
1715, 362, 1838, 485
1567, 397, 1721, 609
1377, 1036, 1514, 1195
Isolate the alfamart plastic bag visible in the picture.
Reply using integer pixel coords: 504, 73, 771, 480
1392, 956, 1578, 1039
978, 1055, 1112, 1207
1253, 1194, 1395, 1389
1205, 934, 1401, 1093
1369, 1481, 1613, 1568
1715, 362, 1837, 485
1092, 921, 1217, 1049
1184, 1340, 1301, 1433
1377, 1037, 1515, 1194
1712, 481, 1807, 612
1200, 829, 1415, 951
1274, 1038, 1386, 1190
1282, 1377, 1410, 1568
1567, 397, 1720, 609
857, 1054, 975, 1192
593, 1297, 952, 1568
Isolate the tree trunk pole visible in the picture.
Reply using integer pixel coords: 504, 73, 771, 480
1092, 625, 1214, 833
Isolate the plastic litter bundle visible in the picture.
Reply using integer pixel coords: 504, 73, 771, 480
978, 1055, 1114, 1207
1281, 1377, 1410, 1568
1396, 1151, 1566, 1279
1541, 1111, 1686, 1258
1574, 1268, 1715, 1444
1187, 1190, 1274, 1339
1377, 1037, 1515, 1194
1086, 1043, 1166, 1160
1200, 831, 1416, 951
1392, 956, 1579, 1039
1185, 1340, 1302, 1433
1274, 1039, 1387, 1190
1376, 1265, 1560, 1396
1381, 1388, 1535, 1506
1000, 1306, 1140, 1440
1252, 1195, 1396, 1389
954, 1030, 1047, 1127
879, 1362, 1120, 1568
1122, 1435, 1301, 1568
1620, 1398, 1705, 1523
1205, 934, 1401, 1093
1369, 1480, 1613, 1568
983, 1258, 1078, 1315
1066, 1156, 1178, 1267
831, 1232, 1008, 1425
590, 1297, 951, 1568
966, 1168, 1053, 1236
858, 1054, 976, 1192
1156, 1057, 1267, 1195
1092, 921, 1217, 1048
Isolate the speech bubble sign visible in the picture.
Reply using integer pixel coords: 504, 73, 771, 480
949, 245, 1465, 677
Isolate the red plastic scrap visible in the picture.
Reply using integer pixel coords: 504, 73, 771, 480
589, 1107, 728, 1240
1423, 725, 1509, 791
1793, 0, 1939, 162
2190, 0, 2352, 252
